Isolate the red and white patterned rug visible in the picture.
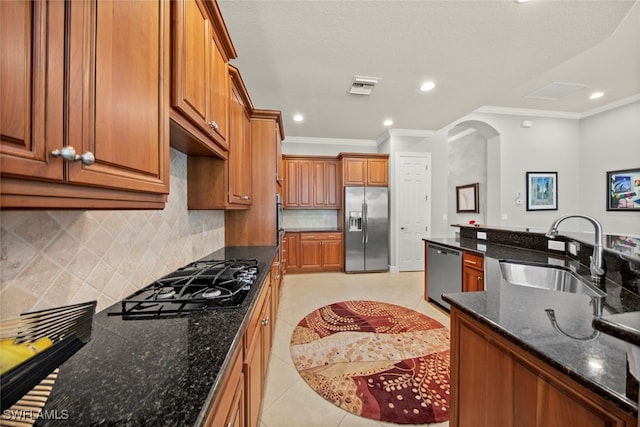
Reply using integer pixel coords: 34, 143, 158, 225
290, 300, 450, 424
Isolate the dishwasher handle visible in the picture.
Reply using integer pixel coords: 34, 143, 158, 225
428, 244, 461, 257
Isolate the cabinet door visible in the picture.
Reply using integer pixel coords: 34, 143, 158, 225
244, 327, 263, 427
367, 158, 388, 186
455, 317, 514, 427
298, 159, 313, 208
299, 239, 322, 271
223, 374, 245, 427
286, 233, 300, 271
462, 252, 484, 292
275, 125, 283, 185
343, 158, 367, 185
209, 39, 228, 146
67, 0, 168, 194
324, 160, 338, 207
313, 161, 327, 206
321, 239, 343, 271
313, 160, 338, 207
283, 160, 298, 206
228, 86, 251, 205
171, 0, 222, 143
1, 0, 64, 181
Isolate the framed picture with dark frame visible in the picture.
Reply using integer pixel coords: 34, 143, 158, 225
526, 172, 557, 211
456, 183, 479, 213
607, 168, 640, 211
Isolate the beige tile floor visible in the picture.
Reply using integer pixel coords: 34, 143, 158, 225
259, 271, 451, 427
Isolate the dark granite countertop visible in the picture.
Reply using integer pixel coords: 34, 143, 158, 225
284, 227, 341, 233
34, 246, 278, 427
425, 237, 640, 417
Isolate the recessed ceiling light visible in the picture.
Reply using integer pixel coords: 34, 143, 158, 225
383, 119, 394, 127
589, 91, 604, 100
420, 81, 436, 92
293, 114, 304, 122
514, 0, 529, 3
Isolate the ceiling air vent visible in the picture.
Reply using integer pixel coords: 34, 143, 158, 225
524, 82, 588, 100
348, 75, 381, 96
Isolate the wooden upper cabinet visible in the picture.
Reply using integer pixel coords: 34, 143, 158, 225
228, 67, 252, 206
313, 160, 338, 208
66, 0, 169, 194
1, 0, 64, 182
367, 157, 389, 186
340, 154, 389, 186
275, 124, 283, 186
170, 0, 235, 157
1, 0, 169, 209
283, 156, 338, 208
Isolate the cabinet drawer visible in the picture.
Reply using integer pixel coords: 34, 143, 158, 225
463, 252, 484, 271
300, 232, 341, 241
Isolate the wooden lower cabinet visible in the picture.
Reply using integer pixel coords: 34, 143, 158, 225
462, 251, 484, 292
450, 307, 637, 427
287, 232, 343, 273
243, 281, 273, 427
205, 343, 244, 427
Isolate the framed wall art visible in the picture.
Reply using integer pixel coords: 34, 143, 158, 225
607, 168, 640, 211
526, 172, 557, 211
456, 183, 479, 213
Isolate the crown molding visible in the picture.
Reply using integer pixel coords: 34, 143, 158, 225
476, 94, 640, 120
474, 106, 581, 119
283, 136, 377, 147
580, 93, 640, 118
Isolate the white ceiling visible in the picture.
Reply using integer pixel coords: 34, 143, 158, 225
218, 0, 640, 141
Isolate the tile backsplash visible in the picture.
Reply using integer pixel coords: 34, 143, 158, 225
0, 149, 225, 319
282, 210, 339, 229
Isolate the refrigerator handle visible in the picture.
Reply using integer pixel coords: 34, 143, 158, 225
364, 201, 369, 244
361, 201, 366, 244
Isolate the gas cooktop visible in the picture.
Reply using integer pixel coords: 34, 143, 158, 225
109, 259, 259, 318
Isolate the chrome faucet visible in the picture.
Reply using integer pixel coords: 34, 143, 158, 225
545, 214, 606, 281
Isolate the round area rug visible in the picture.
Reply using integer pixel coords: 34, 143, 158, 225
290, 300, 450, 425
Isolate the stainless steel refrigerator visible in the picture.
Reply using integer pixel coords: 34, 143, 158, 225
344, 186, 389, 272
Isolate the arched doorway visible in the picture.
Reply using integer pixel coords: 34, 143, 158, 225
447, 120, 500, 226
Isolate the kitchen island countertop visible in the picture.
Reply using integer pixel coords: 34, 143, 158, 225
34, 246, 278, 427
426, 237, 640, 418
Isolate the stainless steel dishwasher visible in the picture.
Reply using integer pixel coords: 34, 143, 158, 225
427, 243, 462, 310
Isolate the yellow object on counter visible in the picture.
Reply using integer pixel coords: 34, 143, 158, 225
0, 337, 54, 375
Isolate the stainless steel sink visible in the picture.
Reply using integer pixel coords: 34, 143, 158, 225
499, 261, 606, 298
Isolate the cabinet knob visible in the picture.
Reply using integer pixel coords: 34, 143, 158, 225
242, 195, 250, 200
51, 146, 95, 165
208, 121, 218, 130
261, 317, 270, 326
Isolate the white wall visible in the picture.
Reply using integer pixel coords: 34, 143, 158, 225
579, 101, 640, 235
448, 132, 487, 227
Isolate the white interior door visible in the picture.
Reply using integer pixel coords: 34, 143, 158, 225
398, 153, 431, 271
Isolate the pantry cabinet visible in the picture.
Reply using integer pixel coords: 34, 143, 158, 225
283, 156, 338, 208
462, 251, 484, 292
339, 153, 389, 186
170, 0, 235, 157
1, 0, 169, 209
450, 307, 637, 427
